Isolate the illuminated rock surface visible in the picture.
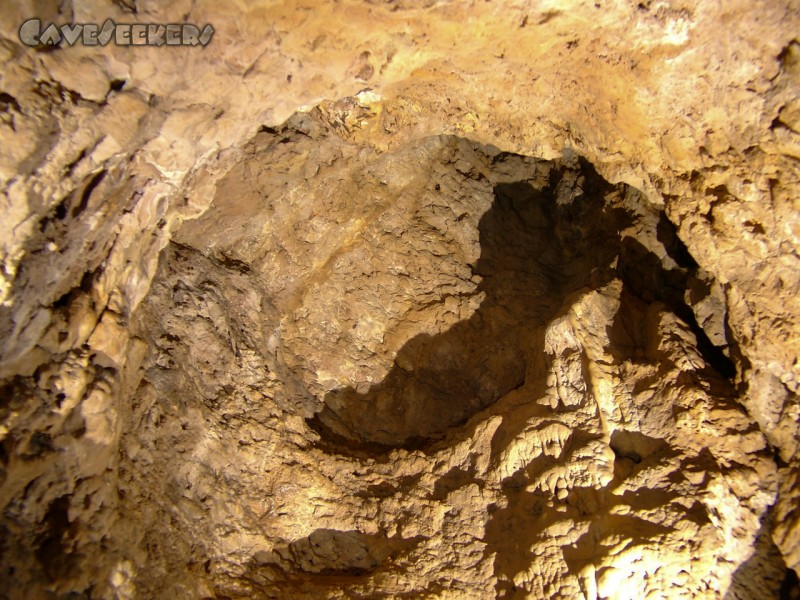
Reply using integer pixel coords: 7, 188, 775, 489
0, 1, 798, 598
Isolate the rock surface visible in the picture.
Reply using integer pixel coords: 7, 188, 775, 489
0, 1, 798, 598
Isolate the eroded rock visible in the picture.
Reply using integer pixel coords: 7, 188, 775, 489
0, 1, 798, 598
116, 119, 780, 598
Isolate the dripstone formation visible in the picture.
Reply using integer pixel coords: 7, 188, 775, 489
0, 1, 798, 599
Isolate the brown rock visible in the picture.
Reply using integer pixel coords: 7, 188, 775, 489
0, 1, 798, 598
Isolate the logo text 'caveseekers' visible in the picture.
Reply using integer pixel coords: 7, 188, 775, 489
19, 19, 214, 47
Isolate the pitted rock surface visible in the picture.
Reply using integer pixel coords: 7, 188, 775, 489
0, 1, 798, 598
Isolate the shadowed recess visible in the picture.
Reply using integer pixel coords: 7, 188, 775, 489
308, 158, 636, 450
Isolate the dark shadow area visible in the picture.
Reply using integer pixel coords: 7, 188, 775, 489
308, 158, 634, 450
34, 494, 80, 583
783, 570, 800, 600
615, 235, 736, 380
656, 211, 698, 270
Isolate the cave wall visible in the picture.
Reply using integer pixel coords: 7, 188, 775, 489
0, 0, 798, 598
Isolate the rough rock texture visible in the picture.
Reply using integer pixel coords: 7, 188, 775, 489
0, 0, 798, 598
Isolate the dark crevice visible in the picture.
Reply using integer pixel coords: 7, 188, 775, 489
54, 195, 70, 221
0, 92, 21, 113
777, 39, 800, 69
109, 79, 127, 93
49, 169, 107, 227
34, 495, 76, 582
617, 235, 735, 380
215, 253, 252, 274
72, 169, 107, 219
656, 212, 698, 269
781, 568, 800, 600
62, 148, 87, 177
682, 303, 736, 379
771, 115, 787, 131
51, 268, 101, 312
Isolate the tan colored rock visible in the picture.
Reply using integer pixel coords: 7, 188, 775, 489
0, 0, 798, 598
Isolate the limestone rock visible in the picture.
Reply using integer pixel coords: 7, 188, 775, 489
0, 1, 798, 598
